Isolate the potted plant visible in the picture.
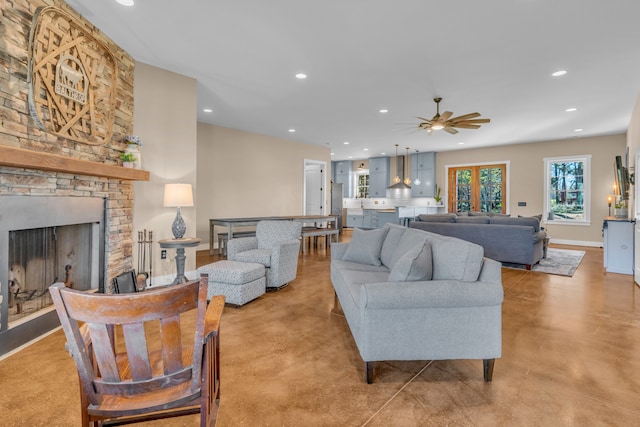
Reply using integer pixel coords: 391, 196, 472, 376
434, 185, 442, 204
614, 200, 628, 218
120, 152, 137, 168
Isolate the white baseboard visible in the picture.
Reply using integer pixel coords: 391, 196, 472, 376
145, 269, 199, 289
550, 238, 602, 248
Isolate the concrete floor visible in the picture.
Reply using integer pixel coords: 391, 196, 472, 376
1, 231, 639, 426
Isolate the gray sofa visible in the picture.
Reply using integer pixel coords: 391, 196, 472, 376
330, 223, 503, 383
411, 214, 546, 269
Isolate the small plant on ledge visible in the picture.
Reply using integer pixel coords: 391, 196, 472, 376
120, 152, 137, 163
434, 185, 442, 203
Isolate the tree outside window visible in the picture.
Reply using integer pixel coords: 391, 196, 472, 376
544, 155, 591, 224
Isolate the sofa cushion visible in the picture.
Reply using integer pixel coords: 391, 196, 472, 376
455, 216, 490, 224
419, 231, 485, 281
342, 227, 388, 266
490, 216, 540, 232
417, 213, 456, 222
380, 224, 407, 267
388, 241, 433, 282
332, 259, 390, 273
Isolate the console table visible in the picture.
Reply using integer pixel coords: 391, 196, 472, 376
209, 215, 338, 256
159, 237, 201, 285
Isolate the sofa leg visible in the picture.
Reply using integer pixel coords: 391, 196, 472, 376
331, 292, 344, 316
483, 359, 495, 382
525, 264, 532, 270
366, 361, 375, 384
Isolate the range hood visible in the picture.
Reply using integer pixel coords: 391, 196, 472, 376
387, 154, 411, 190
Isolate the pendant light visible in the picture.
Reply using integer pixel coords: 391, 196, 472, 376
392, 144, 401, 184
403, 147, 412, 186
414, 149, 421, 186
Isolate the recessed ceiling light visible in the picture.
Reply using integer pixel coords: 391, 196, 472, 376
458, 142, 465, 145
289, 129, 295, 133
363, 148, 369, 151
343, 141, 349, 145
565, 108, 577, 112
380, 152, 386, 155
574, 128, 583, 132
552, 70, 567, 77
330, 152, 335, 156
203, 108, 213, 113
295, 73, 307, 79
348, 156, 353, 159
379, 109, 388, 113
116, 0, 134, 6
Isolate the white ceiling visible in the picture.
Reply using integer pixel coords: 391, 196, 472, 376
65, 0, 640, 161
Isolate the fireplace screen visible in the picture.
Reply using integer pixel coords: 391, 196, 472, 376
5, 223, 94, 325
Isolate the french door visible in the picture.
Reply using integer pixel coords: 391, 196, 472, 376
447, 164, 506, 213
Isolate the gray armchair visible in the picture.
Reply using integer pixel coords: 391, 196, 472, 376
227, 220, 302, 289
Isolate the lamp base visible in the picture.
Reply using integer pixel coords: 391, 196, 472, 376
172, 207, 186, 239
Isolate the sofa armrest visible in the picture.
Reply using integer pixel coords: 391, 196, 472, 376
532, 230, 547, 243
270, 238, 301, 260
478, 258, 502, 283
359, 280, 504, 310
331, 242, 349, 261
227, 236, 258, 259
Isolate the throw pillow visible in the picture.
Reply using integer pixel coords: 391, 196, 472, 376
388, 241, 433, 281
342, 227, 388, 266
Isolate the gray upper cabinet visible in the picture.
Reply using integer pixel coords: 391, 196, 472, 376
332, 161, 353, 198
410, 152, 436, 197
368, 156, 390, 198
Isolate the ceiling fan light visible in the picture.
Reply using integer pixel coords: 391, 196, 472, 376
431, 123, 444, 130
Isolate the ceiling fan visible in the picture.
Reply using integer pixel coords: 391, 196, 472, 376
416, 97, 490, 134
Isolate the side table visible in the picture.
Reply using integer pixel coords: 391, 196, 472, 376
159, 237, 201, 285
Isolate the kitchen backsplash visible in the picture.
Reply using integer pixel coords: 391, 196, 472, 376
342, 197, 438, 209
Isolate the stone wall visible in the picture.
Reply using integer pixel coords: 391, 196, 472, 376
0, 0, 137, 288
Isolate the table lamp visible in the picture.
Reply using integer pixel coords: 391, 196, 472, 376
163, 183, 193, 239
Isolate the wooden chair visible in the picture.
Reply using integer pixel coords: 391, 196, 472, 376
49, 275, 224, 426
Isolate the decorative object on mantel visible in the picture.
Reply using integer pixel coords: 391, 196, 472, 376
163, 183, 194, 239
124, 135, 143, 169
120, 152, 137, 168
27, 7, 117, 145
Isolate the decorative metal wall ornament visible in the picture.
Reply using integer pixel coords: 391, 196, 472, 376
27, 7, 118, 145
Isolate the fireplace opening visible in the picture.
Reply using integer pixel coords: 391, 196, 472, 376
0, 195, 105, 357
7, 223, 96, 325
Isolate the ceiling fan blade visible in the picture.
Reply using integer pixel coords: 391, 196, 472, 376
443, 127, 459, 134
452, 124, 481, 129
452, 118, 491, 125
416, 116, 433, 122
440, 111, 453, 121
449, 112, 480, 121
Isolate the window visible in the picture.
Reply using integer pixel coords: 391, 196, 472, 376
355, 172, 369, 198
544, 155, 591, 224
447, 163, 507, 213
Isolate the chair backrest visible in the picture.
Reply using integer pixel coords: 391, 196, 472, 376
256, 220, 302, 249
49, 278, 208, 405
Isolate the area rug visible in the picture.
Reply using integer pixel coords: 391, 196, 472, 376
503, 248, 585, 277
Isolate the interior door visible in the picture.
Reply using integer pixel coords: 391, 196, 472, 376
304, 163, 324, 215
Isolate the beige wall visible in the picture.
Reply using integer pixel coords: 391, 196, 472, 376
435, 134, 626, 245
196, 123, 331, 246
133, 62, 198, 281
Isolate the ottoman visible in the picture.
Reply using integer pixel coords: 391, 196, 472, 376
197, 260, 266, 307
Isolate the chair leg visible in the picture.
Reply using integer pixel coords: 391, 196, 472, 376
366, 361, 375, 384
483, 358, 495, 382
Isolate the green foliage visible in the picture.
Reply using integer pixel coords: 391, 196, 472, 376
120, 152, 137, 162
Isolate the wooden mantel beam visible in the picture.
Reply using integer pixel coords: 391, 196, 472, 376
0, 144, 150, 181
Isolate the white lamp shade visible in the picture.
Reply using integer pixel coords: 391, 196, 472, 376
163, 183, 194, 207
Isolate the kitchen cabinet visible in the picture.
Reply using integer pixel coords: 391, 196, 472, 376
333, 161, 353, 198
346, 213, 364, 228
368, 156, 390, 197
410, 152, 436, 197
